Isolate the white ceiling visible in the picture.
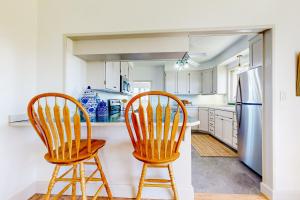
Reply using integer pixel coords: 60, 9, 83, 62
189, 35, 244, 63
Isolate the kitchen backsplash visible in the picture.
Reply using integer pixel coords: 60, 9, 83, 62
176, 94, 227, 105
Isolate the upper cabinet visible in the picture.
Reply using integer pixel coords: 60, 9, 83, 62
165, 70, 202, 95
201, 69, 213, 94
165, 71, 178, 94
189, 71, 202, 94
212, 65, 227, 94
120, 62, 129, 78
249, 34, 263, 68
164, 66, 226, 95
177, 71, 189, 94
105, 61, 120, 92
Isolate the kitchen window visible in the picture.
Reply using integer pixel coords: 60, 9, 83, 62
228, 65, 249, 103
131, 81, 152, 107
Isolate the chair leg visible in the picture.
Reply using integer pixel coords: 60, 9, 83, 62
168, 164, 179, 200
79, 162, 87, 200
94, 154, 113, 199
136, 163, 148, 200
45, 165, 60, 200
72, 164, 77, 200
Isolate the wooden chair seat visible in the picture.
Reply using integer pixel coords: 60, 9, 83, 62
133, 140, 180, 164
44, 139, 106, 164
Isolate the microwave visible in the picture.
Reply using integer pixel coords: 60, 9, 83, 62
120, 75, 131, 93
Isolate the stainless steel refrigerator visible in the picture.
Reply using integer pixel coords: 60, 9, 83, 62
236, 66, 263, 175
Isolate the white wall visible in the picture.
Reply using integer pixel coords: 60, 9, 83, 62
131, 65, 165, 90
13, 0, 299, 199
0, 0, 40, 199
65, 38, 87, 98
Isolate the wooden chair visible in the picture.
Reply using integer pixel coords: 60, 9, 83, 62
124, 91, 187, 200
27, 93, 112, 200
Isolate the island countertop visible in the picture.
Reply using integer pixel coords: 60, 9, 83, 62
9, 112, 200, 127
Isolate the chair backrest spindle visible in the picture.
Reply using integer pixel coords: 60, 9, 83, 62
27, 93, 92, 161
125, 91, 187, 162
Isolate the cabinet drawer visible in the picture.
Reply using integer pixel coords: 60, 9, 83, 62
233, 122, 238, 130
233, 136, 238, 145
233, 129, 238, 137
209, 115, 215, 122
232, 143, 237, 149
209, 109, 215, 116
215, 110, 234, 119
209, 126, 214, 134
209, 121, 214, 126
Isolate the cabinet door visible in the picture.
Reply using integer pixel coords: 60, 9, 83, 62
165, 71, 177, 94
187, 108, 199, 130
202, 69, 213, 94
177, 71, 189, 94
128, 63, 134, 82
105, 61, 120, 91
120, 62, 129, 78
189, 71, 202, 94
223, 117, 233, 146
249, 34, 263, 68
198, 108, 209, 132
215, 116, 223, 139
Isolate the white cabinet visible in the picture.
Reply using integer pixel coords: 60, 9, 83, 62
212, 65, 227, 94
165, 71, 177, 94
177, 71, 189, 94
128, 62, 134, 82
223, 117, 233, 145
86, 61, 106, 89
121, 62, 129, 78
201, 69, 213, 94
215, 116, 223, 139
208, 109, 215, 135
198, 108, 209, 132
249, 34, 263, 68
189, 71, 202, 94
165, 70, 202, 94
105, 61, 120, 91
214, 109, 234, 147
186, 107, 199, 130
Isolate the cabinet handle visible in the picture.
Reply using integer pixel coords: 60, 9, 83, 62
113, 86, 117, 88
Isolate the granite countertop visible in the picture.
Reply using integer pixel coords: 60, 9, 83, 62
9, 112, 200, 127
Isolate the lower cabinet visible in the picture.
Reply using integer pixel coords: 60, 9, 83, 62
215, 116, 223, 139
214, 110, 236, 149
199, 108, 209, 132
186, 107, 199, 131
223, 117, 233, 145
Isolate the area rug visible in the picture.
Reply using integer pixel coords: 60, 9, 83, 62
191, 134, 238, 157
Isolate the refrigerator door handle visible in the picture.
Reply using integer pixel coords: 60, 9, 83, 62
236, 103, 242, 127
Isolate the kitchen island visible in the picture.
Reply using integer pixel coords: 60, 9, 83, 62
10, 114, 199, 200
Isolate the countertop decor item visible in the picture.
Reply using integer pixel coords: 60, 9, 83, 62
96, 100, 108, 118
296, 53, 300, 96
79, 86, 98, 121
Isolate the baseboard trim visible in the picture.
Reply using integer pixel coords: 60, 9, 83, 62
260, 182, 273, 199
8, 182, 37, 200
18, 181, 194, 200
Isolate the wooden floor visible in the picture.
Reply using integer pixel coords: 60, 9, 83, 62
30, 193, 267, 200
191, 134, 237, 157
